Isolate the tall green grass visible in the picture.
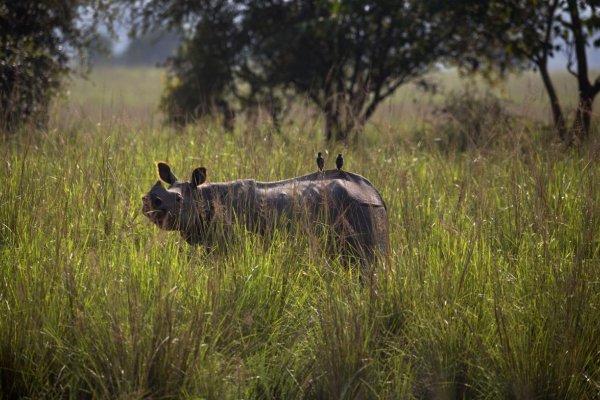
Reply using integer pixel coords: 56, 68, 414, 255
0, 68, 599, 399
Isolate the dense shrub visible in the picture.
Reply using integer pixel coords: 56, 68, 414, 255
0, 1, 112, 132
432, 89, 512, 152
160, 6, 239, 130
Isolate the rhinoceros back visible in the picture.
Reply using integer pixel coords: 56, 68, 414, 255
198, 170, 389, 260
257, 170, 389, 259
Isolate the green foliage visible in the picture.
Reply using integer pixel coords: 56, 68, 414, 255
130, 0, 469, 141
129, 0, 600, 142
239, 0, 453, 141
452, 0, 600, 141
432, 90, 512, 152
0, 0, 117, 132
160, 3, 238, 129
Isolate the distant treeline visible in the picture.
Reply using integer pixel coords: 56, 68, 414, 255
1, 1, 599, 144
91, 31, 180, 67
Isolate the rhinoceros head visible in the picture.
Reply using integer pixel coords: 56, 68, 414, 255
142, 162, 207, 231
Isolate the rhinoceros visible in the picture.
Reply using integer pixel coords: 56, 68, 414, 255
142, 162, 389, 262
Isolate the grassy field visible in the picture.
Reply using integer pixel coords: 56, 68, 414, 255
1, 67, 599, 399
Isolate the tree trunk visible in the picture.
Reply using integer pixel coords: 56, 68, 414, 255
325, 112, 334, 142
324, 98, 352, 142
538, 61, 568, 141
572, 89, 596, 141
216, 99, 235, 133
325, 114, 351, 142
566, 0, 599, 141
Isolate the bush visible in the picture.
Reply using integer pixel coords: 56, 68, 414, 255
160, 7, 239, 131
432, 89, 512, 152
0, 1, 112, 132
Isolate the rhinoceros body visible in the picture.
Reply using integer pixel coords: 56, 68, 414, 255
143, 163, 389, 262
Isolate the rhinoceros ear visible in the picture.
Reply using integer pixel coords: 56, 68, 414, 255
157, 162, 178, 185
191, 167, 207, 186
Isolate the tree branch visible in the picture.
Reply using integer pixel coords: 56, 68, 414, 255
563, 38, 579, 78
592, 74, 600, 96
566, 0, 590, 91
539, 0, 560, 65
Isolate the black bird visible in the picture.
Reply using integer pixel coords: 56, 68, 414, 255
336, 153, 344, 170
316, 152, 324, 172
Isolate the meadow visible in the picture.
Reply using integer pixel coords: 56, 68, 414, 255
1, 67, 599, 399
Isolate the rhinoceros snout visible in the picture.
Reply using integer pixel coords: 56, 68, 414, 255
142, 193, 163, 208
142, 194, 167, 222
151, 194, 162, 208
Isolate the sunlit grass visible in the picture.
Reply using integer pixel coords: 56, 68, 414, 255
0, 67, 598, 399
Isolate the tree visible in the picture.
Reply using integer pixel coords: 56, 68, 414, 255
453, 0, 600, 142
128, 0, 465, 141
565, 0, 600, 140
0, 0, 117, 132
159, 2, 239, 129
239, 0, 456, 141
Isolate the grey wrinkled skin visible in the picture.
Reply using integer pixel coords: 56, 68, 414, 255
142, 162, 389, 263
